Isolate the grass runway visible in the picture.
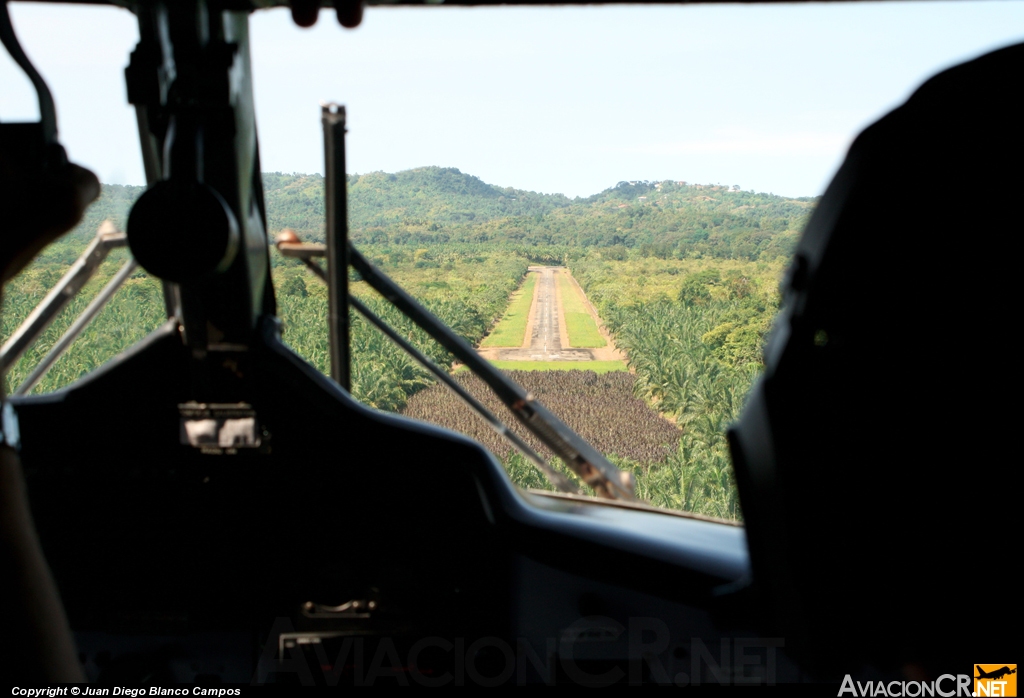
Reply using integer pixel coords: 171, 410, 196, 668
557, 273, 606, 348
480, 272, 536, 348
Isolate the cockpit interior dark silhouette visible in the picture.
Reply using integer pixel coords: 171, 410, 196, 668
1, 0, 1015, 685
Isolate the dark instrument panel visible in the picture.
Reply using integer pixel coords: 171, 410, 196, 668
13, 319, 788, 684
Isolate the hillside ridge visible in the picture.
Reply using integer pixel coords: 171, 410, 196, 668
67, 166, 814, 260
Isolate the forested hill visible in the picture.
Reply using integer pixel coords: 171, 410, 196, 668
68, 166, 816, 260
262, 168, 575, 237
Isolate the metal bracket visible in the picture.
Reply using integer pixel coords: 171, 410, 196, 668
301, 599, 375, 619
0, 0, 58, 143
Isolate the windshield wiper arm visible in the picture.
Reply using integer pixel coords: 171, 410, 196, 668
347, 246, 634, 501
281, 248, 581, 496
300, 103, 633, 501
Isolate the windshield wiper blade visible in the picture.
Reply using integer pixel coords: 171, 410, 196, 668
280, 247, 580, 496
347, 245, 635, 501
349, 292, 582, 496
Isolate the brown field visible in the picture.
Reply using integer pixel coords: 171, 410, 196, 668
401, 369, 681, 463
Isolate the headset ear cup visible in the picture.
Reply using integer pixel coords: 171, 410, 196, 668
0, 156, 99, 284
1, 0, 100, 282
731, 41, 1024, 676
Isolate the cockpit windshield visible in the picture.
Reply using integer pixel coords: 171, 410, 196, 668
2, 0, 1022, 519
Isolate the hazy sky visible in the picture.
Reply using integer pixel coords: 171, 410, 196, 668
2, 1, 1023, 198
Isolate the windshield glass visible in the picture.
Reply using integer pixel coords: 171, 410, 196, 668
3, 1, 1022, 521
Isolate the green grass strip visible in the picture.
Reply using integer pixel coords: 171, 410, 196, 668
488, 360, 627, 373
480, 273, 537, 348
557, 274, 606, 348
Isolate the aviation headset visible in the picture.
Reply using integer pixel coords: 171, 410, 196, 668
728, 42, 1021, 676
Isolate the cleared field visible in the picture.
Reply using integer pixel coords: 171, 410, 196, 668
480, 272, 536, 348
403, 370, 680, 465
557, 272, 606, 348
489, 360, 627, 373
